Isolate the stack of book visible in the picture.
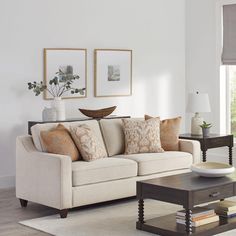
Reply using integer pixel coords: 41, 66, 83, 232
207, 200, 236, 218
176, 207, 219, 227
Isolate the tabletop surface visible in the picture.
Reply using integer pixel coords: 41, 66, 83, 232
179, 133, 233, 139
28, 115, 130, 123
139, 172, 236, 191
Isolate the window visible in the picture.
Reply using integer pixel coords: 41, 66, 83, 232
225, 66, 236, 137
221, 4, 236, 138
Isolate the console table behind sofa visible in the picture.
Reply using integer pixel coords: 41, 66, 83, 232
28, 116, 130, 135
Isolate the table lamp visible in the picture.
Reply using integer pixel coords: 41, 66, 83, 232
187, 92, 211, 135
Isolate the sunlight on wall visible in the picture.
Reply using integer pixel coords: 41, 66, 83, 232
153, 74, 172, 117
132, 73, 173, 118
220, 66, 227, 134
0, 0, 186, 187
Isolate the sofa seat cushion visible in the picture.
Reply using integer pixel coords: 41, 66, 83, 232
72, 158, 137, 186
115, 152, 192, 176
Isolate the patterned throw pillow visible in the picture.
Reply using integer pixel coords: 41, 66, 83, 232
122, 118, 164, 155
40, 124, 80, 161
145, 115, 182, 151
70, 124, 107, 161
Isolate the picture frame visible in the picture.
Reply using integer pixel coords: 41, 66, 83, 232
94, 49, 132, 97
44, 48, 87, 100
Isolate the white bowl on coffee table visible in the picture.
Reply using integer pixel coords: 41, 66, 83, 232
191, 162, 235, 177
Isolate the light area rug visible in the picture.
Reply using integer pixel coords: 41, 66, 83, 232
20, 199, 236, 236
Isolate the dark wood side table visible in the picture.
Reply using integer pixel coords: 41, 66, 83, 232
137, 172, 236, 236
28, 115, 130, 135
179, 133, 234, 165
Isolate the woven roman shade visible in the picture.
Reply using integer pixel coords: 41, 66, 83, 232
222, 4, 236, 65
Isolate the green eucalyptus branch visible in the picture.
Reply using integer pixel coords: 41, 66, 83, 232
60, 87, 86, 96
27, 68, 85, 98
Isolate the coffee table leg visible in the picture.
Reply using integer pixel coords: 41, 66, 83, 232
185, 208, 192, 234
138, 199, 144, 224
229, 146, 233, 165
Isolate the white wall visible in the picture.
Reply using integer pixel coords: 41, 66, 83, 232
186, 0, 236, 132
186, 0, 236, 161
0, 0, 186, 188
186, 0, 220, 132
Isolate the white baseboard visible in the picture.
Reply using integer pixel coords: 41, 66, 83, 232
0, 175, 15, 189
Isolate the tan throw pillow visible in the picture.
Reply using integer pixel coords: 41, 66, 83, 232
122, 118, 164, 155
145, 115, 182, 151
40, 124, 80, 161
70, 124, 107, 161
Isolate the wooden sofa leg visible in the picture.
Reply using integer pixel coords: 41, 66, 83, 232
19, 199, 28, 208
59, 209, 68, 218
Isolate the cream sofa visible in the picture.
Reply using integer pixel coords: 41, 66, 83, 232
16, 119, 201, 218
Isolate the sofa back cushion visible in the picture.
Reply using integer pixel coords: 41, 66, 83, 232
31, 120, 106, 153
99, 119, 125, 156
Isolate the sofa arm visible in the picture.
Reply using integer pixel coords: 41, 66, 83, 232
179, 139, 201, 164
16, 135, 72, 210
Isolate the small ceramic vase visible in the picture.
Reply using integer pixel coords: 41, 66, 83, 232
42, 107, 57, 121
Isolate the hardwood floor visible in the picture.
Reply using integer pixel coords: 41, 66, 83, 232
0, 188, 57, 236
0, 188, 136, 236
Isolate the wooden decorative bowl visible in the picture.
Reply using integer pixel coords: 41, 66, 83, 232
191, 162, 235, 177
79, 106, 117, 118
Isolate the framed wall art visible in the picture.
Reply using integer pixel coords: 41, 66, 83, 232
94, 49, 132, 97
44, 48, 87, 100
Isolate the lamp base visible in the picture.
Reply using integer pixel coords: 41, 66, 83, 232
191, 113, 203, 135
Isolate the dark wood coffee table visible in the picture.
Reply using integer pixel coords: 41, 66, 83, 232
137, 172, 236, 236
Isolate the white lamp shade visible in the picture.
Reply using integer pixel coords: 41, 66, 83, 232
187, 93, 211, 113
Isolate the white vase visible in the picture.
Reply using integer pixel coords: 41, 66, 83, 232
51, 97, 66, 121
42, 107, 57, 121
